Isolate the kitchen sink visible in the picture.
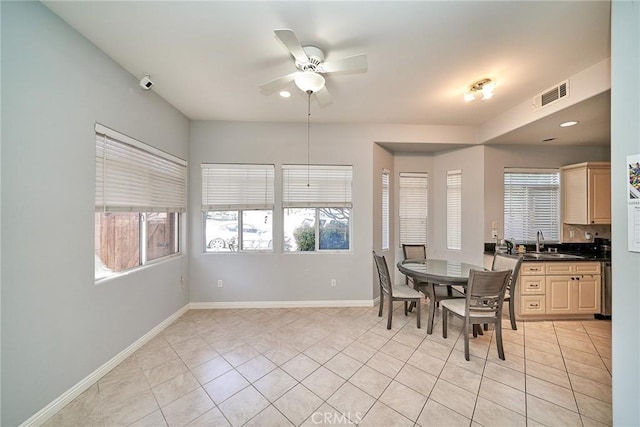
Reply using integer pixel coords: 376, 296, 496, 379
524, 253, 585, 260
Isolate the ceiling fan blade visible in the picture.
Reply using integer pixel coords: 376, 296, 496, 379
274, 29, 309, 64
314, 86, 332, 106
259, 72, 298, 93
321, 54, 368, 73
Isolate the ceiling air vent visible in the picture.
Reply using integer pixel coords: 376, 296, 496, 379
533, 80, 569, 110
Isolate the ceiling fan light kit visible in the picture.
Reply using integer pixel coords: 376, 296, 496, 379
295, 71, 325, 93
464, 78, 495, 102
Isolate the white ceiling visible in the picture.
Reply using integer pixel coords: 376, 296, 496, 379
44, 0, 611, 151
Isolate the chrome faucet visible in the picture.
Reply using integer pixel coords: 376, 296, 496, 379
536, 230, 545, 253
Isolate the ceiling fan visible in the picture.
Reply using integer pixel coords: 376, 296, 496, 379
259, 29, 368, 105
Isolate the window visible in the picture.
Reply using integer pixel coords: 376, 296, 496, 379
283, 165, 352, 252
399, 172, 428, 246
382, 171, 390, 250
201, 164, 274, 252
95, 124, 186, 280
447, 170, 462, 250
504, 169, 560, 243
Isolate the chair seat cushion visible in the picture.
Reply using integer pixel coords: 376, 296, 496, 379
392, 284, 423, 299
440, 298, 497, 318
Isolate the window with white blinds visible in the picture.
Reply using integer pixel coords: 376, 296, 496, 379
382, 171, 390, 250
447, 170, 462, 250
399, 172, 428, 246
201, 164, 275, 210
95, 124, 187, 212
504, 169, 560, 242
282, 165, 353, 207
94, 124, 186, 279
282, 165, 352, 252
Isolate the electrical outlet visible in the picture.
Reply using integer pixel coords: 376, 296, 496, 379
331, 279, 337, 287
217, 280, 223, 288
569, 230, 575, 238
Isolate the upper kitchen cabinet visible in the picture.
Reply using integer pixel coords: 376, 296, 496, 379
562, 162, 611, 224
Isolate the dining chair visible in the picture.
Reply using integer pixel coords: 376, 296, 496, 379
441, 269, 512, 361
402, 244, 459, 307
491, 253, 524, 330
401, 243, 426, 291
401, 244, 426, 285
373, 251, 423, 330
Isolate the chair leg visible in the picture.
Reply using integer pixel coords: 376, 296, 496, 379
427, 283, 436, 334
442, 307, 448, 338
495, 320, 505, 360
508, 299, 517, 330
416, 298, 421, 329
378, 291, 384, 318
463, 321, 470, 361
404, 301, 408, 316
387, 295, 393, 330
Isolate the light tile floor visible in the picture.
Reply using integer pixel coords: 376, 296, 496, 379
45, 303, 612, 426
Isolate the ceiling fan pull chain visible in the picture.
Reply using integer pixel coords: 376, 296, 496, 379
307, 90, 311, 187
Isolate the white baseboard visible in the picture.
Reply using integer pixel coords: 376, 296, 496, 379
21, 304, 190, 427
190, 299, 375, 309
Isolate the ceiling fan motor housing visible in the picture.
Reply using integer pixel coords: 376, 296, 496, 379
297, 46, 325, 71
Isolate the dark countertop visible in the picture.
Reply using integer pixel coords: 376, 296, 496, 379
484, 242, 611, 262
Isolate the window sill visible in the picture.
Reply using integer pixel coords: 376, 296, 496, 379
95, 253, 184, 285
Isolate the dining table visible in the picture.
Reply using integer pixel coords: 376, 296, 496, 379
397, 258, 485, 334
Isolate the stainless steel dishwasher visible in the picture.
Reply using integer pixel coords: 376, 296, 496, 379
601, 261, 612, 316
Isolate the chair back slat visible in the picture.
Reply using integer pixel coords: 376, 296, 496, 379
373, 251, 393, 296
466, 269, 511, 317
402, 244, 426, 261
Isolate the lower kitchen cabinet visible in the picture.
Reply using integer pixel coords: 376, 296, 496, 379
516, 261, 601, 319
546, 275, 600, 314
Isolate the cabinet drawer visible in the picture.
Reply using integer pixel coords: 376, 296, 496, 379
545, 262, 574, 275
574, 262, 601, 274
545, 261, 601, 275
520, 276, 545, 294
521, 262, 545, 275
521, 295, 546, 314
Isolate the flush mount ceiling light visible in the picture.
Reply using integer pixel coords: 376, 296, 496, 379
560, 120, 579, 127
294, 71, 326, 93
279, 90, 291, 98
464, 78, 495, 102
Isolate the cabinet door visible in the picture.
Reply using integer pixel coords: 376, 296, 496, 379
546, 276, 572, 313
574, 276, 601, 313
562, 167, 587, 224
588, 168, 611, 224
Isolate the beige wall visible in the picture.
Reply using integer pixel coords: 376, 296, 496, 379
372, 144, 394, 297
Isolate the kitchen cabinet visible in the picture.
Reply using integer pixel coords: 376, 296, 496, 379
561, 162, 611, 224
515, 261, 601, 319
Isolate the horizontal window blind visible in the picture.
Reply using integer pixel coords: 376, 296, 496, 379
447, 170, 462, 250
201, 164, 274, 210
282, 165, 353, 208
504, 169, 560, 242
399, 172, 428, 245
382, 171, 390, 250
95, 126, 187, 213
